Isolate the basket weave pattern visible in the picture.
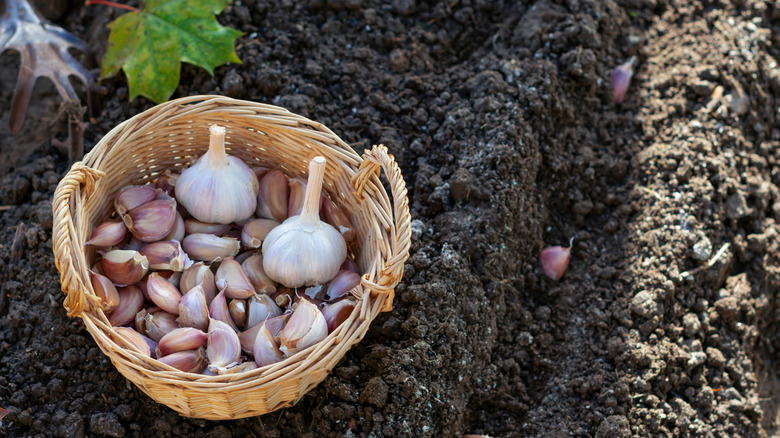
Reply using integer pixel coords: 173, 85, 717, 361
51, 95, 411, 419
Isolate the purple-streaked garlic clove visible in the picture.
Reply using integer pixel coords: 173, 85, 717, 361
163, 212, 185, 242
287, 178, 307, 217
256, 169, 289, 222
242, 254, 277, 294
89, 270, 120, 313
101, 249, 149, 286
179, 262, 216, 305
325, 270, 361, 301
114, 327, 153, 357
240, 219, 279, 249
611, 56, 636, 105
239, 313, 288, 354
540, 237, 574, 281
87, 221, 127, 247
279, 299, 328, 356
321, 195, 356, 243
246, 294, 283, 329
321, 299, 356, 333
252, 166, 271, 183
157, 347, 207, 373
109, 285, 144, 327
123, 198, 178, 242
229, 299, 247, 330
177, 284, 209, 331
146, 272, 182, 315
139, 240, 192, 271
181, 233, 240, 262
207, 318, 241, 371
254, 322, 284, 366
144, 310, 179, 342
208, 289, 239, 332
115, 185, 158, 216
215, 256, 256, 299
155, 327, 208, 357
184, 219, 231, 236
340, 256, 359, 274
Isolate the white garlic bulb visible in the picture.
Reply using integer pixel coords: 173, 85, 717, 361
176, 125, 259, 224
262, 156, 347, 288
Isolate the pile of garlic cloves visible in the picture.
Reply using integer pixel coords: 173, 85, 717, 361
89, 125, 358, 375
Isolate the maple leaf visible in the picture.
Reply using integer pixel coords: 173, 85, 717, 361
99, 0, 243, 103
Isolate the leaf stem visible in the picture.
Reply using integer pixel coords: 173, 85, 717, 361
86, 0, 140, 12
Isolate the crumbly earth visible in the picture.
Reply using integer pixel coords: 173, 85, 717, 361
0, 0, 778, 436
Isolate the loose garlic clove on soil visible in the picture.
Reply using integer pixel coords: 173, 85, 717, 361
611, 56, 636, 105
181, 233, 240, 262
101, 249, 149, 286
87, 221, 127, 247
540, 237, 574, 281
262, 157, 347, 288
175, 125, 259, 224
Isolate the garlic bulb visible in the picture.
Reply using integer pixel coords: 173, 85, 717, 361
262, 157, 347, 288
175, 125, 259, 224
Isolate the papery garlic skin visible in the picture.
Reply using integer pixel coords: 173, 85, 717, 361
262, 157, 347, 288
176, 125, 259, 224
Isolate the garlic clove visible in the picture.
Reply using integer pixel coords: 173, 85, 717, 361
320, 298, 356, 333
252, 166, 271, 183
177, 284, 209, 331
256, 168, 289, 222
181, 233, 240, 262
184, 219, 232, 236
254, 323, 284, 366
114, 327, 153, 357
163, 212, 186, 242
101, 249, 149, 286
229, 299, 247, 330
341, 256, 359, 274
325, 270, 361, 301
155, 327, 208, 357
146, 272, 182, 315
87, 221, 127, 247
239, 313, 288, 354
611, 56, 636, 105
123, 198, 178, 242
540, 237, 574, 281
240, 218, 279, 249
179, 262, 216, 305
176, 125, 259, 224
158, 270, 181, 289
242, 254, 277, 294
246, 293, 283, 329
157, 347, 207, 373
115, 185, 158, 216
108, 285, 144, 327
262, 157, 347, 288
134, 308, 149, 336
215, 256, 256, 299
287, 178, 307, 217
322, 195, 356, 244
123, 236, 145, 252
207, 318, 241, 369
89, 270, 120, 313
143, 310, 179, 342
208, 289, 239, 332
139, 240, 192, 271
279, 298, 328, 356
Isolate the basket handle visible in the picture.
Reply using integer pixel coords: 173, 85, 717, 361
351, 145, 412, 312
52, 164, 106, 317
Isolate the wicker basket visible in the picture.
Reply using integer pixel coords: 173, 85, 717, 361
51, 95, 411, 419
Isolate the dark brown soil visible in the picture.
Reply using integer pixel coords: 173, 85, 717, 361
1, 0, 778, 436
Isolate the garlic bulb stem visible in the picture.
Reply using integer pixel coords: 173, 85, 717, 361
206, 125, 228, 169
300, 157, 326, 228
